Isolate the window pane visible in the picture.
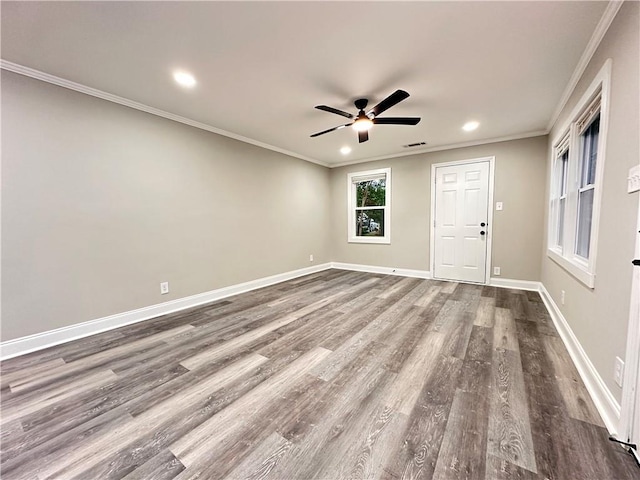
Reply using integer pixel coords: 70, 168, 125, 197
580, 114, 600, 187
356, 178, 386, 207
554, 155, 562, 194
560, 150, 569, 195
587, 115, 599, 184
552, 147, 569, 250
557, 197, 565, 247
576, 188, 594, 258
355, 209, 385, 236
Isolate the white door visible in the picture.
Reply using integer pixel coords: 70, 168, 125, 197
433, 161, 490, 283
627, 195, 640, 461
620, 183, 640, 462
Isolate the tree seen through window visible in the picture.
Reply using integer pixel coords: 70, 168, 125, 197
355, 179, 386, 236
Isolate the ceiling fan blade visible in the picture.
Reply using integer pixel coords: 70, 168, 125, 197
368, 89, 410, 117
315, 105, 354, 119
373, 117, 421, 125
358, 130, 369, 143
310, 123, 352, 137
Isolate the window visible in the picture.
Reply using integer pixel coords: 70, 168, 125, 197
576, 110, 600, 259
551, 136, 570, 250
547, 60, 610, 288
347, 168, 391, 244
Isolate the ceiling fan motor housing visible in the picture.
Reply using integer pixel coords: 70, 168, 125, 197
354, 98, 369, 111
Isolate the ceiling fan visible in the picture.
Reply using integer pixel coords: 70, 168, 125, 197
310, 89, 421, 143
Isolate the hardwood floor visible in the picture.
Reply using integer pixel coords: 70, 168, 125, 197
1, 270, 637, 479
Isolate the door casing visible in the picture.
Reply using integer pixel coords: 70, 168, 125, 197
430, 156, 495, 285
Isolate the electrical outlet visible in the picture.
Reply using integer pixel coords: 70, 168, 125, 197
309, 254, 314, 262
496, 202, 503, 211
493, 267, 501, 276
160, 282, 169, 295
614, 357, 624, 387
561, 290, 565, 305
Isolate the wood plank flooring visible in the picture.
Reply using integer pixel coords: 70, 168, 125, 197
1, 270, 638, 479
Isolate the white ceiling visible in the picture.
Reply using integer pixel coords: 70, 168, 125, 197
1, 1, 608, 167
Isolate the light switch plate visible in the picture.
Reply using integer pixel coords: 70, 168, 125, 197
496, 202, 503, 211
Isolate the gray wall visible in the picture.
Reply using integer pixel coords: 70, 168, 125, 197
1, 71, 331, 341
541, 1, 639, 403
330, 136, 548, 282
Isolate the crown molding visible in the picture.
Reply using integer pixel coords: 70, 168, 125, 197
546, 0, 623, 132
0, 59, 330, 168
2, 58, 544, 171
329, 130, 548, 168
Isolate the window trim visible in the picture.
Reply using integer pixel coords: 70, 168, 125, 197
347, 168, 391, 244
547, 59, 611, 289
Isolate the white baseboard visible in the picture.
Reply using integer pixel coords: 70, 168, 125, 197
539, 284, 621, 434
2, 260, 618, 437
330, 262, 431, 279
331, 263, 544, 293
489, 277, 542, 291
0, 263, 332, 360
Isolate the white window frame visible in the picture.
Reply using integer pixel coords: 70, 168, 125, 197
547, 59, 611, 288
347, 168, 391, 244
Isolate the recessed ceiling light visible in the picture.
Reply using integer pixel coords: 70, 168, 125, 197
340, 146, 352, 155
463, 121, 479, 132
173, 71, 196, 88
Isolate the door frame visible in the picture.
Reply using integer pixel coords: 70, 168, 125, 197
430, 156, 496, 285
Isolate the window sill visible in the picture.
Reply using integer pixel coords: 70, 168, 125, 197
547, 248, 595, 288
348, 237, 391, 245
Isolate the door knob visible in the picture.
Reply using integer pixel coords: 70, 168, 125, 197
480, 231, 486, 236
481, 222, 486, 227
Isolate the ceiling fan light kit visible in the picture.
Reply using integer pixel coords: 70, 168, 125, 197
311, 89, 421, 143
352, 117, 373, 132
